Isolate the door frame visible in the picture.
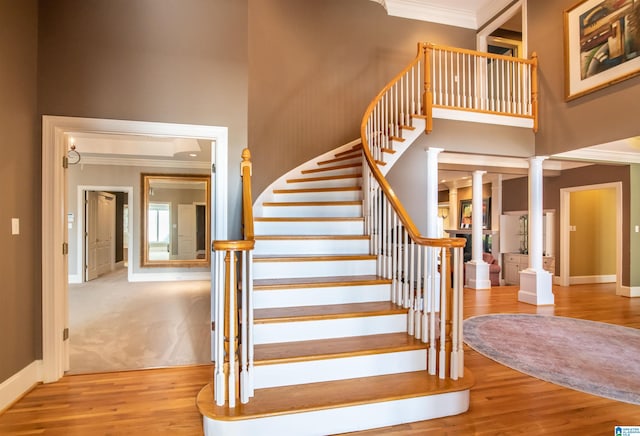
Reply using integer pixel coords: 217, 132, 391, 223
559, 182, 622, 291
69, 186, 134, 284
42, 115, 228, 383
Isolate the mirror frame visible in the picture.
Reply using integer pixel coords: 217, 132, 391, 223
141, 173, 210, 268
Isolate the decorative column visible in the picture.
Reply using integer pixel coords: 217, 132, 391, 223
518, 156, 554, 305
466, 170, 490, 289
426, 147, 443, 238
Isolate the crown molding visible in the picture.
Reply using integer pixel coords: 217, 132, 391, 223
552, 149, 640, 165
370, 0, 514, 30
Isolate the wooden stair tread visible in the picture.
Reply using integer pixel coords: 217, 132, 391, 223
262, 200, 361, 207
255, 217, 363, 222
301, 163, 360, 174
286, 173, 361, 183
253, 254, 375, 262
254, 301, 405, 323
254, 235, 368, 241
253, 274, 391, 289
254, 333, 425, 364
197, 369, 474, 420
317, 154, 361, 165
334, 149, 362, 159
273, 186, 361, 194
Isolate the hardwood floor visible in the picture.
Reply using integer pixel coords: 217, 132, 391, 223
1, 283, 639, 435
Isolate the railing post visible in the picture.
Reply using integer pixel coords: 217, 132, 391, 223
531, 52, 539, 133
423, 43, 433, 133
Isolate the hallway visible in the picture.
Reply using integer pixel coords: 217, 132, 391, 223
68, 267, 211, 374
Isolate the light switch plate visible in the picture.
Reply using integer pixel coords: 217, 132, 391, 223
11, 218, 19, 235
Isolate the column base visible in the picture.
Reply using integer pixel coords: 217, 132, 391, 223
465, 261, 491, 290
518, 268, 554, 305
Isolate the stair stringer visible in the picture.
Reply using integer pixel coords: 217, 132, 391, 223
379, 116, 427, 176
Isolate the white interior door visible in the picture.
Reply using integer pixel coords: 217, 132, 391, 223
86, 191, 115, 281
178, 203, 196, 259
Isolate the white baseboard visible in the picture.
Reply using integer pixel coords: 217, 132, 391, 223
0, 360, 42, 413
129, 272, 210, 282
617, 286, 640, 298
68, 274, 82, 284
569, 275, 616, 285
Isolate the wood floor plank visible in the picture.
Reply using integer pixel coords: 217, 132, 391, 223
2, 284, 640, 435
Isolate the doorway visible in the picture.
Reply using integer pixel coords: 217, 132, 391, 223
559, 182, 623, 290
42, 116, 229, 382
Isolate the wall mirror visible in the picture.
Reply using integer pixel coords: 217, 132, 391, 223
141, 173, 210, 267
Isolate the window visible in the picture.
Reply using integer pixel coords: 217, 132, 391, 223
148, 202, 170, 243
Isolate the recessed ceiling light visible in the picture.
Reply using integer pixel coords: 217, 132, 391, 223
189, 153, 197, 157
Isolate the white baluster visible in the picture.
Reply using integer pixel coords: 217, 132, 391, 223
214, 250, 226, 406
240, 250, 249, 403
408, 239, 415, 335
428, 247, 437, 374
403, 228, 410, 308
439, 248, 447, 379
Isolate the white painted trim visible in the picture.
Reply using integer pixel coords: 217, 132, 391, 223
0, 360, 42, 413
432, 108, 533, 129
79, 155, 210, 169
569, 275, 616, 285
203, 389, 469, 436
476, 1, 527, 57
552, 148, 640, 165
385, 0, 477, 29
42, 116, 228, 383
617, 286, 640, 297
559, 182, 623, 290
129, 272, 210, 282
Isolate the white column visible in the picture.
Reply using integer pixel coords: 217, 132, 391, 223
518, 156, 554, 305
426, 148, 443, 238
425, 148, 443, 312
466, 170, 490, 290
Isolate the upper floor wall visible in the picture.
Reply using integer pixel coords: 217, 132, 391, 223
528, 0, 640, 155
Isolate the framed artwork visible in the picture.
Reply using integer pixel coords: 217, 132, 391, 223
459, 198, 491, 229
564, 0, 640, 101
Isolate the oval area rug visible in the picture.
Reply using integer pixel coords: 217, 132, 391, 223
463, 314, 640, 405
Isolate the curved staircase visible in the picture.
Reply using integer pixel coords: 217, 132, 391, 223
198, 144, 472, 435
199, 41, 538, 435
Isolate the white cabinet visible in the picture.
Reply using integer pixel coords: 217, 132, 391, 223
503, 253, 555, 285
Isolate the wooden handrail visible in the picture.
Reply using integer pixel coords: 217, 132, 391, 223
426, 42, 537, 65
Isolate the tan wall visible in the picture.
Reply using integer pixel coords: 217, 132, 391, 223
529, 1, 640, 155
38, 0, 249, 238
569, 189, 616, 277
0, 0, 39, 383
248, 0, 475, 195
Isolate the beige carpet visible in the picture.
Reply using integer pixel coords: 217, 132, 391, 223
68, 267, 211, 374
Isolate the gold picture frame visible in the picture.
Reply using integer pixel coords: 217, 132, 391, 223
564, 0, 640, 101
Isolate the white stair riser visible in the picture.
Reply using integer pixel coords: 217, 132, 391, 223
253, 259, 376, 279
262, 204, 362, 218
254, 349, 426, 389
253, 283, 391, 309
254, 220, 364, 235
254, 238, 369, 256
254, 314, 407, 344
203, 390, 470, 436
273, 190, 362, 202
285, 177, 361, 190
